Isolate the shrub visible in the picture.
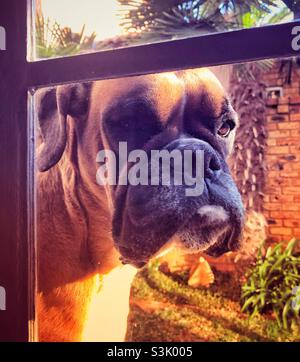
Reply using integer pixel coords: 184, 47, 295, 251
241, 238, 300, 329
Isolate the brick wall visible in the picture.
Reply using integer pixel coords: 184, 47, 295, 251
262, 64, 300, 243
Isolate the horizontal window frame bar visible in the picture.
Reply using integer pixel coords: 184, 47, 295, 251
28, 20, 300, 89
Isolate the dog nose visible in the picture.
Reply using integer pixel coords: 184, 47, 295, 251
165, 136, 221, 179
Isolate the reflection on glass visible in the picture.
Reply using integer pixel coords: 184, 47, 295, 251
34, 57, 300, 341
34, 0, 297, 59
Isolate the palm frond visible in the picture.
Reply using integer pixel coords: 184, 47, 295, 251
35, 15, 96, 58
117, 0, 286, 46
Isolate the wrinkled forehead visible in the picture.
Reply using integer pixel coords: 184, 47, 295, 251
92, 72, 184, 123
92, 68, 228, 121
177, 68, 228, 118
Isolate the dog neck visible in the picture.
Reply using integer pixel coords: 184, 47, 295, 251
38, 158, 121, 285
37, 113, 137, 341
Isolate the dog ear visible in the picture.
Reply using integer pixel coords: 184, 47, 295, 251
36, 83, 91, 172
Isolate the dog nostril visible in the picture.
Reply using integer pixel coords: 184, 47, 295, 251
204, 152, 221, 179
208, 155, 221, 172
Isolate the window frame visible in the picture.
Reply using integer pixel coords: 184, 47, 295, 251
0, 0, 299, 341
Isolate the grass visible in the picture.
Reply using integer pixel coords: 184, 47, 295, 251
126, 262, 300, 342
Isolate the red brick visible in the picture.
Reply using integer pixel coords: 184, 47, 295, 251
270, 211, 300, 219
268, 130, 290, 138
280, 163, 293, 171
282, 187, 300, 195
277, 105, 289, 113
266, 108, 279, 115
280, 171, 299, 178
290, 146, 300, 153
294, 230, 300, 238
267, 123, 278, 131
278, 122, 300, 130
270, 227, 292, 236
284, 89, 299, 96
284, 220, 300, 227
292, 163, 300, 170
265, 187, 282, 195
267, 171, 279, 178
290, 113, 300, 121
267, 178, 292, 187
267, 146, 290, 154
291, 179, 300, 186
276, 138, 300, 147
267, 139, 276, 146
270, 195, 294, 203
282, 203, 300, 211
291, 81, 299, 88
278, 96, 290, 105
263, 203, 281, 211
266, 162, 282, 172
291, 130, 300, 137
289, 96, 300, 104
269, 154, 300, 162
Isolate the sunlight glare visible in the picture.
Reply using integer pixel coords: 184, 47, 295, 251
40, 0, 123, 40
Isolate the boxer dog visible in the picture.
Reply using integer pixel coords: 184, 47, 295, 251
36, 68, 244, 341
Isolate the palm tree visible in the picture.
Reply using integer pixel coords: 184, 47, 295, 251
117, 0, 292, 42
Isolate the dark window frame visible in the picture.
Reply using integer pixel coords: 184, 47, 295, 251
0, 0, 299, 341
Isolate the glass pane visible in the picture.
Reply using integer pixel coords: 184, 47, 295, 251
31, 0, 297, 60
34, 56, 300, 342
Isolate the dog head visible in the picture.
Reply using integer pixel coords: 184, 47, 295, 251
37, 68, 244, 268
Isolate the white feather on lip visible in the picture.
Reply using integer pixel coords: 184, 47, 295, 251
197, 205, 229, 223
153, 206, 229, 260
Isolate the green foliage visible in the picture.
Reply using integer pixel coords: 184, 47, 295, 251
241, 239, 300, 330
128, 261, 299, 341
36, 15, 96, 58
118, 0, 289, 39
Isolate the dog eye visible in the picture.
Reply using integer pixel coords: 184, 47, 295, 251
217, 120, 234, 138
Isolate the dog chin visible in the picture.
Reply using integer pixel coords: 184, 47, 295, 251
152, 205, 232, 260
118, 204, 241, 268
